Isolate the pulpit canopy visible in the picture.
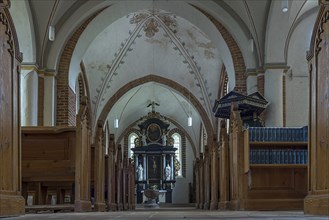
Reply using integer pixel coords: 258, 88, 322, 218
213, 91, 268, 120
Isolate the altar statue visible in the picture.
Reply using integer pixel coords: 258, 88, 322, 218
137, 164, 144, 181
162, 130, 167, 145
165, 164, 171, 181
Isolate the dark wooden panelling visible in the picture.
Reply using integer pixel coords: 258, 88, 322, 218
0, 3, 25, 217
304, 2, 329, 215
21, 127, 76, 182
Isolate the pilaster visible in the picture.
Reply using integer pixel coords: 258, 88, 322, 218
264, 67, 286, 127
20, 65, 39, 126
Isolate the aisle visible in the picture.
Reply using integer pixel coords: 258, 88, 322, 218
3, 208, 328, 220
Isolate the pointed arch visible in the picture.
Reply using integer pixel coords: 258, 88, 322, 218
97, 75, 215, 143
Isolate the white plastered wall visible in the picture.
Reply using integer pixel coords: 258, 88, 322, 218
264, 69, 283, 127
285, 11, 317, 126
43, 75, 56, 126
172, 138, 194, 204
263, 0, 319, 127
20, 70, 38, 126
9, 0, 36, 63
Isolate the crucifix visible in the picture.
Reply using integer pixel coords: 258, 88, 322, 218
147, 101, 160, 112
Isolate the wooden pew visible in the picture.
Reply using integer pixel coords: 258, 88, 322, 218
21, 127, 76, 209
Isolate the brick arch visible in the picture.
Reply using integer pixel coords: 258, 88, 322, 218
193, 5, 247, 94
57, 5, 246, 130
122, 128, 141, 156
56, 8, 107, 126
97, 74, 215, 142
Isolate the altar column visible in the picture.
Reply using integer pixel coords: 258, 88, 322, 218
170, 154, 174, 181
143, 154, 147, 182
134, 155, 139, 180
162, 154, 166, 183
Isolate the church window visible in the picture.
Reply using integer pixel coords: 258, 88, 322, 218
173, 133, 182, 176
128, 133, 138, 158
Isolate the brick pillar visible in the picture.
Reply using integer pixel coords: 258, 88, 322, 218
56, 9, 105, 126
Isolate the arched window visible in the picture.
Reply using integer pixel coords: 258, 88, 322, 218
172, 133, 182, 176
128, 133, 138, 158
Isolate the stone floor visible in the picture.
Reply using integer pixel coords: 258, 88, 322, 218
3, 208, 329, 220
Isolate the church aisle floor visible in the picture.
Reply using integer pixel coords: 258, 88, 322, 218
2, 209, 329, 220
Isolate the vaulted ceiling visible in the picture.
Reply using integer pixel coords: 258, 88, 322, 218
9, 0, 319, 150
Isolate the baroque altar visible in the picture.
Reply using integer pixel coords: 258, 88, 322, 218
131, 110, 177, 204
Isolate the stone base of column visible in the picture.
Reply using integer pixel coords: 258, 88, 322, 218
209, 201, 218, 210
229, 200, 240, 210
203, 202, 210, 210
218, 201, 229, 210
74, 200, 92, 212
107, 203, 117, 211
123, 203, 129, 210
129, 204, 135, 210
198, 203, 203, 209
304, 194, 329, 216
117, 203, 123, 211
0, 194, 25, 217
94, 202, 106, 212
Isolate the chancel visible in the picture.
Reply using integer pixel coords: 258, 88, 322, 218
132, 109, 177, 204
0, 0, 328, 219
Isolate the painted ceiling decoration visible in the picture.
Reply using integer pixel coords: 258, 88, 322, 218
91, 9, 215, 122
